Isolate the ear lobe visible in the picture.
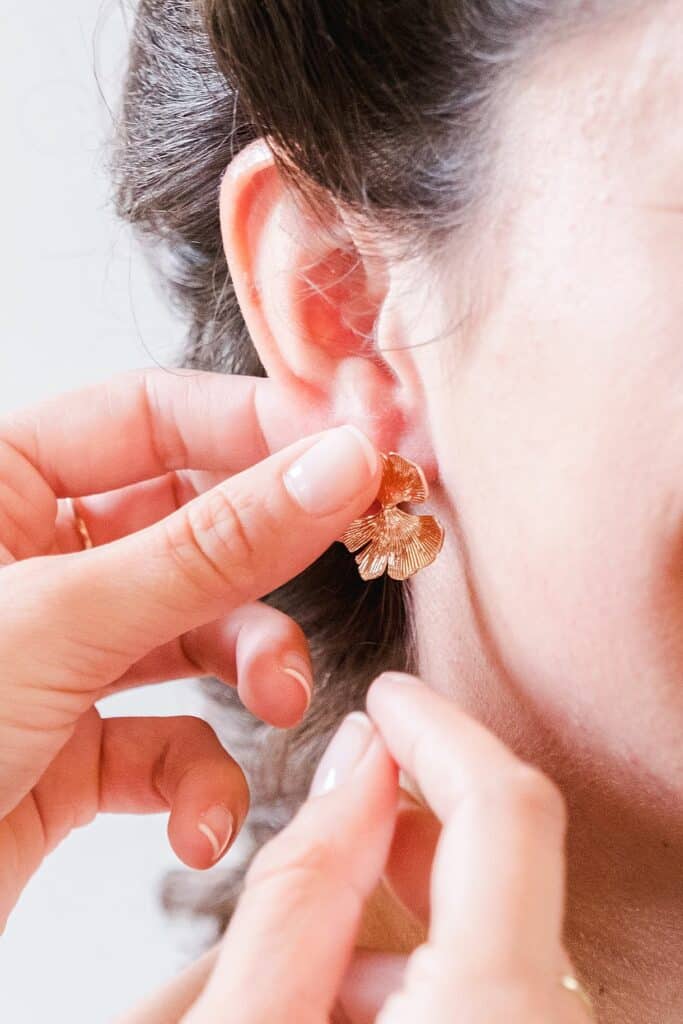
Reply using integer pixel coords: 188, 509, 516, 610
219, 139, 434, 471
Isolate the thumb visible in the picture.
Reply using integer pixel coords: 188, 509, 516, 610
184, 714, 399, 1024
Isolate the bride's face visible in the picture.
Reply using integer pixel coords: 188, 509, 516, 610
409, 1, 683, 818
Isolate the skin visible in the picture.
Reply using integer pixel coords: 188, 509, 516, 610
0, 371, 381, 922
2, 1, 679, 1021
410, 5, 683, 1019
0, 381, 586, 1024
187, 2, 676, 1020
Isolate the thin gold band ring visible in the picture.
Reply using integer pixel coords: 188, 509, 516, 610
68, 497, 94, 551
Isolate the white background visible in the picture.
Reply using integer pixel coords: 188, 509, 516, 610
1, 2, 219, 1018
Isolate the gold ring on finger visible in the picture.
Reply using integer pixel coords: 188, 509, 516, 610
68, 497, 94, 551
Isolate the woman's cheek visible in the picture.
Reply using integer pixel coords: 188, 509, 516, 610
430, 326, 683, 795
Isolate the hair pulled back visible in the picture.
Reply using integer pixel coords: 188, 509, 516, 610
114, 0, 613, 932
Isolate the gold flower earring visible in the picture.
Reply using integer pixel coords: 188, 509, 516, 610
342, 452, 445, 581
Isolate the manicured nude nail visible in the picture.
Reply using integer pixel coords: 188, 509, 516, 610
284, 426, 379, 516
310, 712, 375, 796
198, 805, 234, 862
281, 654, 313, 711
377, 671, 422, 687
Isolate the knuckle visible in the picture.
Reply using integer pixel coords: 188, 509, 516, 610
3, 557, 71, 638
460, 763, 566, 835
382, 946, 551, 1024
165, 485, 256, 600
252, 603, 308, 651
246, 832, 338, 893
141, 371, 189, 472
172, 714, 218, 747
243, 820, 361, 913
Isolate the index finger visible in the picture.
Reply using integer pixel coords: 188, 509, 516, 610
186, 714, 398, 1024
366, 674, 568, 977
7, 427, 381, 684
1, 368, 321, 497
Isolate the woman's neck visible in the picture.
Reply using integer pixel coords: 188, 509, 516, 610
564, 781, 683, 1024
409, 562, 683, 1024
359, 803, 683, 1024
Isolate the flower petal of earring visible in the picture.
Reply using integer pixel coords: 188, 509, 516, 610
341, 452, 445, 581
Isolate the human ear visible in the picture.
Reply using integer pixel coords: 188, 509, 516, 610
219, 139, 435, 476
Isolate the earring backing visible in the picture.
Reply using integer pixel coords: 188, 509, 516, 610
341, 452, 444, 581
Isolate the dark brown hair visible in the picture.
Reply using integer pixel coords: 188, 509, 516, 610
113, 0, 622, 934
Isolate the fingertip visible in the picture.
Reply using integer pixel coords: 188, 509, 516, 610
238, 647, 314, 729
366, 671, 424, 714
308, 715, 399, 812
340, 425, 381, 480
170, 802, 237, 871
166, 754, 249, 870
279, 657, 313, 722
197, 805, 235, 865
309, 712, 376, 798
360, 725, 401, 799
374, 671, 424, 688
282, 425, 381, 518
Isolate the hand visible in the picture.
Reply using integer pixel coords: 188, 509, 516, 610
125, 675, 593, 1024
0, 368, 380, 929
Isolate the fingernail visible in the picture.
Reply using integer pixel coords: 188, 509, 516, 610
284, 426, 379, 516
198, 805, 234, 862
310, 712, 374, 796
374, 671, 423, 691
281, 654, 313, 712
